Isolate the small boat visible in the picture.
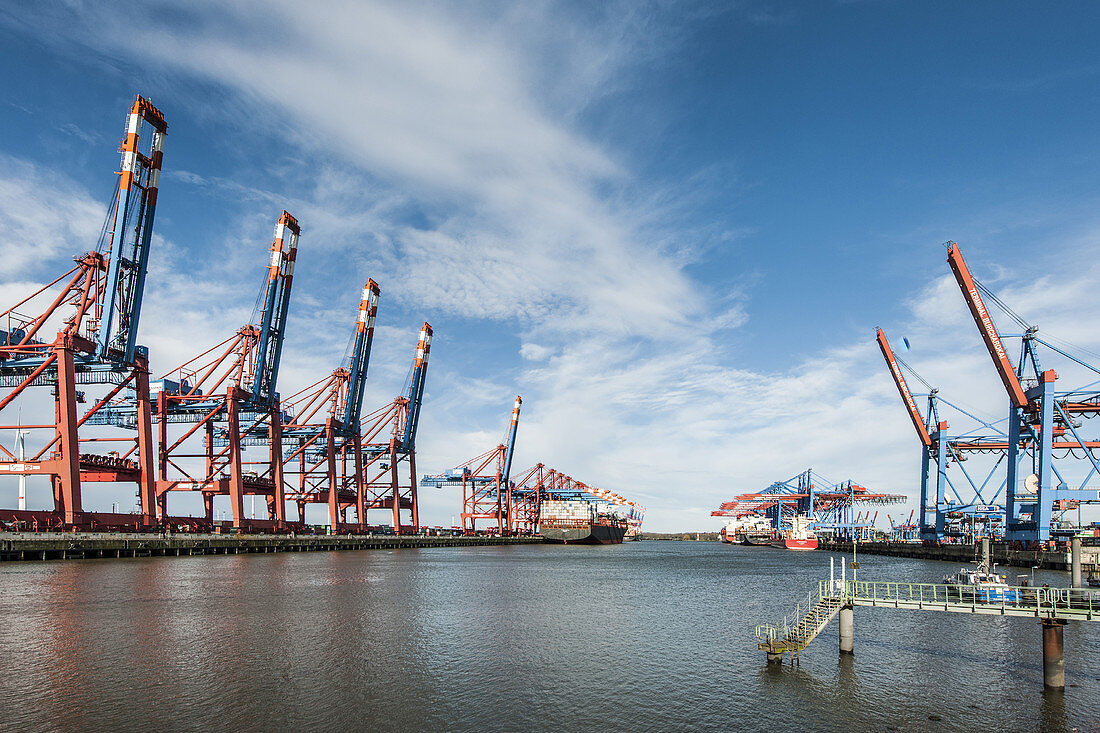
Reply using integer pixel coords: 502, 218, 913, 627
943, 544, 1018, 602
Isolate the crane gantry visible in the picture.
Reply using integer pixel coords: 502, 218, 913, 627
0, 92, 643, 538
0, 96, 166, 530
877, 242, 1100, 543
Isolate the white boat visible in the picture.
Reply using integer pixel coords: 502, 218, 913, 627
942, 545, 1019, 602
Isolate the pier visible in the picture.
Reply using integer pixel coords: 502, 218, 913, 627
0, 531, 540, 562
820, 539, 1100, 573
757, 577, 1098, 688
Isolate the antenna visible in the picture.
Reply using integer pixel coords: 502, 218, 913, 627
16, 407, 26, 511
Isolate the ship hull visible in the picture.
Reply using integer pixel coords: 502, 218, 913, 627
541, 523, 627, 545
783, 537, 819, 550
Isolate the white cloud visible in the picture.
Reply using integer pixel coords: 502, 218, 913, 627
519, 343, 554, 361
4, 2, 1100, 533
0, 154, 103, 277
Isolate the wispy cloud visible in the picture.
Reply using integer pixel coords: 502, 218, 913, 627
0, 154, 103, 277
5, 1, 1100, 530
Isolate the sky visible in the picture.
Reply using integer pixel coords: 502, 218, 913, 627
1, 1, 1100, 531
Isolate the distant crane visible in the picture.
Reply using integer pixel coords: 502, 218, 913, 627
282, 279, 380, 530
357, 323, 433, 532
712, 469, 903, 539
421, 396, 522, 534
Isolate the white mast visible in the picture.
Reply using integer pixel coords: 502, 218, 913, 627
16, 425, 26, 511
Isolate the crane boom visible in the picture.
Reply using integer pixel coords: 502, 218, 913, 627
876, 328, 932, 447
97, 95, 167, 363
251, 211, 300, 405
946, 242, 1029, 409
501, 395, 521, 489
341, 279, 379, 429
399, 322, 432, 451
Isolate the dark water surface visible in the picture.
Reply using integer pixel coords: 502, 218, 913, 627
0, 541, 1097, 732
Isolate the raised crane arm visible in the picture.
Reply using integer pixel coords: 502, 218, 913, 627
399, 322, 432, 451
946, 241, 1028, 409
876, 328, 932, 447
501, 396, 521, 488
98, 96, 167, 363
251, 211, 300, 405
341, 279, 379, 429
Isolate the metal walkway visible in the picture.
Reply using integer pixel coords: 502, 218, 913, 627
757, 579, 1100, 656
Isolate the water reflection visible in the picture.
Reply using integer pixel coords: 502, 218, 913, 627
0, 543, 1097, 732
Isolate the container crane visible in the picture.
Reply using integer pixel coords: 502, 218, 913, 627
508, 464, 642, 536
357, 323, 432, 532
875, 327, 1014, 540
712, 469, 902, 539
0, 95, 166, 529
137, 212, 302, 529
421, 396, 521, 535
281, 279, 379, 530
946, 242, 1100, 542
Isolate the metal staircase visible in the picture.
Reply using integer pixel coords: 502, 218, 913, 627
756, 584, 843, 661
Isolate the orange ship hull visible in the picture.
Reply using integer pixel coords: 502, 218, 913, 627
783, 537, 818, 550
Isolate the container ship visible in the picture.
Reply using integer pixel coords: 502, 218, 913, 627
540, 500, 627, 544
775, 515, 819, 550
720, 516, 777, 546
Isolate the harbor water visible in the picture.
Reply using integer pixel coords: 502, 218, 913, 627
0, 541, 1097, 732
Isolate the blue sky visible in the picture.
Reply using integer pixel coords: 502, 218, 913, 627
2, 1, 1100, 530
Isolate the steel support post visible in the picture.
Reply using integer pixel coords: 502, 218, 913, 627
156, 391, 169, 517
1041, 619, 1066, 689
839, 604, 854, 655
353, 433, 365, 530
1005, 403, 1024, 540
134, 357, 157, 526
1034, 374, 1056, 542
1071, 538, 1083, 589
326, 420, 339, 531
935, 424, 948, 540
919, 399, 935, 540
226, 391, 245, 528
270, 403, 285, 525
389, 440, 401, 532
407, 447, 418, 531
55, 340, 83, 525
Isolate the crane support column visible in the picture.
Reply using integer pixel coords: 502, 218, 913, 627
839, 604, 854, 655
1033, 371, 1057, 542
408, 447, 419, 530
1041, 619, 1066, 689
226, 389, 245, 529
1006, 402, 1024, 540
270, 403, 285, 525
1071, 538, 1083, 588
134, 355, 156, 526
55, 339, 83, 525
353, 433, 365, 530
326, 419, 339, 531
389, 440, 401, 532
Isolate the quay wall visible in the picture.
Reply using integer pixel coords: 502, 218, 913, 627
820, 540, 1100, 573
0, 532, 541, 562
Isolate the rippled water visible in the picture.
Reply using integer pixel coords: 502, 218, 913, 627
0, 541, 1097, 732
